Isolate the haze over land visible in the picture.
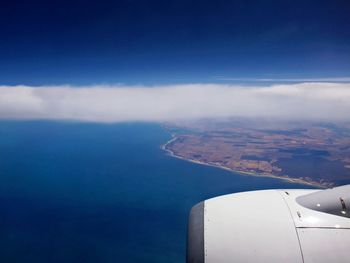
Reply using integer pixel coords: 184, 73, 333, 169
1, 82, 350, 123
164, 120, 350, 187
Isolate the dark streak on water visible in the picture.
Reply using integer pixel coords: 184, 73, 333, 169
0, 121, 312, 263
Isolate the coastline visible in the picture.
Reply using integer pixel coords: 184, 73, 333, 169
161, 134, 328, 189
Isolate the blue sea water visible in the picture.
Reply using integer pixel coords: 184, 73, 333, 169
0, 121, 309, 263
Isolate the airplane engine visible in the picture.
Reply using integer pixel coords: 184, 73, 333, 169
187, 185, 350, 263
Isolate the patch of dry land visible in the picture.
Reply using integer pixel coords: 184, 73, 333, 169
163, 120, 350, 188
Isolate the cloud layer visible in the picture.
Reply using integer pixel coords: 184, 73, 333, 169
0, 83, 349, 123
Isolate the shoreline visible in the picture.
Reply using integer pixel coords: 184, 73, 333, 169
161, 134, 328, 189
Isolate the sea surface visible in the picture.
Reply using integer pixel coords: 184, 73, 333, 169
0, 121, 310, 263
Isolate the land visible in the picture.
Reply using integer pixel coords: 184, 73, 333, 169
162, 120, 350, 188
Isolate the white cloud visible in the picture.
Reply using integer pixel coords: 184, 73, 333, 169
216, 77, 350, 82
0, 83, 349, 122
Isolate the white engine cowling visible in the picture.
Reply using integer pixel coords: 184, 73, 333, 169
187, 185, 350, 263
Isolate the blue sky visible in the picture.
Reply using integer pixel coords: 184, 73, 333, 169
0, 0, 349, 85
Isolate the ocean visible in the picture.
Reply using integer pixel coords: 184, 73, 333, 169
0, 121, 308, 263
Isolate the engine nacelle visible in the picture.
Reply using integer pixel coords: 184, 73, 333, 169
187, 185, 350, 263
